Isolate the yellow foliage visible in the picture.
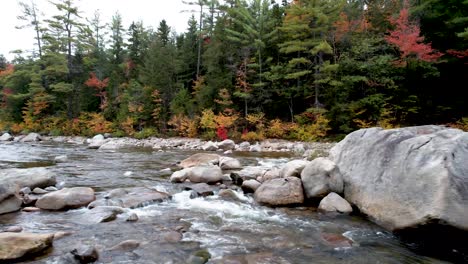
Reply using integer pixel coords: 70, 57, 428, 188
378, 106, 399, 129
214, 113, 238, 128
168, 114, 199, 138
11, 123, 24, 134
292, 114, 331, 141
200, 109, 217, 130
84, 113, 113, 134
121, 117, 135, 136
246, 112, 265, 130
241, 131, 265, 142
266, 119, 298, 139
449, 117, 468, 131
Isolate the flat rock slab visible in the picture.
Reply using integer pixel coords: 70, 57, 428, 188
36, 187, 95, 210
179, 153, 220, 168
254, 177, 304, 206
90, 187, 171, 209
0, 232, 54, 261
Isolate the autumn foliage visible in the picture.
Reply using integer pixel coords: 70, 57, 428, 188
385, 1, 443, 65
85, 72, 109, 110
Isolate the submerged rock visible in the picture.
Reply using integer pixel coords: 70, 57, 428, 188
254, 177, 304, 206
318, 192, 352, 214
36, 187, 95, 210
0, 232, 54, 261
95, 187, 170, 209
184, 183, 215, 197
301, 157, 343, 199
330, 126, 468, 231
70, 245, 99, 263
20, 133, 41, 142
108, 240, 141, 251
87, 206, 125, 223
179, 153, 220, 168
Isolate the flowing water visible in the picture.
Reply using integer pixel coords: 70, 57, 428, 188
0, 141, 450, 263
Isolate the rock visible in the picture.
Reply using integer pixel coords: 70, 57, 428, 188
45, 186, 58, 192
170, 169, 191, 183
202, 141, 219, 151
100, 187, 170, 209
318, 192, 353, 214
20, 133, 41, 142
238, 141, 250, 150
98, 138, 140, 150
19, 187, 31, 195
0, 195, 22, 215
219, 156, 242, 170
126, 213, 139, 222
179, 153, 220, 168
0, 167, 57, 191
230, 173, 243, 186
88, 134, 106, 149
223, 150, 233, 155
53, 231, 73, 240
301, 157, 343, 198
217, 139, 235, 150
22, 194, 41, 206
249, 144, 262, 152
163, 231, 183, 243
321, 233, 353, 248
70, 245, 99, 263
159, 168, 172, 174
32, 187, 48, 194
0, 132, 13, 141
241, 180, 261, 193
22, 207, 40, 212
218, 189, 242, 202
293, 143, 306, 153
254, 177, 304, 206
0, 232, 54, 261
5, 226, 23, 233
184, 183, 215, 197
261, 168, 281, 182
54, 155, 68, 163
87, 206, 125, 223
36, 187, 95, 210
280, 160, 309, 178
188, 166, 223, 184
329, 126, 468, 231
236, 166, 265, 181
108, 240, 140, 251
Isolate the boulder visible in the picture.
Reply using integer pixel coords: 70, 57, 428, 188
254, 177, 304, 206
92, 187, 170, 209
202, 141, 218, 151
261, 168, 281, 182
218, 189, 242, 202
170, 168, 191, 183
0, 195, 22, 215
301, 157, 343, 198
184, 183, 215, 197
87, 206, 125, 223
0, 232, 54, 261
318, 192, 352, 214
54, 155, 68, 163
32, 187, 48, 194
20, 133, 41, 142
217, 139, 235, 150
238, 141, 250, 150
88, 134, 106, 149
70, 245, 99, 263
280, 160, 309, 178
249, 144, 262, 152
0, 132, 13, 141
179, 153, 220, 168
236, 166, 265, 181
126, 213, 139, 222
219, 156, 242, 170
241, 179, 261, 193
188, 166, 223, 184
0, 168, 57, 190
36, 187, 95, 210
330, 126, 468, 231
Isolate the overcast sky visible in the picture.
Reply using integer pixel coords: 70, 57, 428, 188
0, 0, 200, 61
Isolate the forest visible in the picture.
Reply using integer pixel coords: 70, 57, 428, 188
0, 0, 467, 141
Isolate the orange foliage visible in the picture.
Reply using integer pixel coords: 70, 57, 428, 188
168, 114, 198, 138
0, 64, 14, 77
85, 72, 109, 110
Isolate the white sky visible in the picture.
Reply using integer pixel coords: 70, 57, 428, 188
0, 0, 199, 61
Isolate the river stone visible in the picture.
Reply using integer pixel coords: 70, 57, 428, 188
32, 187, 48, 194
0, 167, 57, 191
202, 141, 218, 151
301, 157, 343, 198
188, 166, 223, 184
102, 187, 170, 208
219, 156, 242, 170
108, 240, 141, 251
218, 189, 242, 202
217, 139, 235, 150
19, 187, 31, 195
179, 153, 220, 168
87, 206, 125, 223
329, 126, 468, 231
0, 194, 22, 215
281, 160, 309, 178
254, 177, 304, 206
54, 155, 68, 163
261, 168, 281, 182
88, 134, 106, 149
70, 245, 99, 263
5, 226, 23, 233
236, 166, 265, 181
0, 132, 13, 141
241, 179, 261, 193
184, 183, 215, 197
36, 187, 95, 210
126, 213, 139, 222
249, 144, 262, 152
318, 192, 352, 214
238, 141, 250, 150
170, 168, 191, 183
20, 132, 41, 142
0, 232, 54, 261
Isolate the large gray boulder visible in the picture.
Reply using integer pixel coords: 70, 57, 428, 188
280, 160, 309, 178
254, 177, 304, 206
219, 156, 242, 170
301, 157, 343, 198
330, 126, 468, 231
20, 133, 41, 142
0, 132, 13, 141
179, 153, 220, 168
188, 165, 223, 183
36, 187, 95, 210
0, 232, 54, 261
88, 187, 170, 209
318, 192, 352, 214
217, 139, 235, 150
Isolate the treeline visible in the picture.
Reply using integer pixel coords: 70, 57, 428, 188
0, 0, 467, 141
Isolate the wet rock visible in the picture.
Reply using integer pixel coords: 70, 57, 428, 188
99, 138, 141, 150
0, 195, 22, 215
179, 153, 220, 168
22, 207, 40, 212
87, 134, 106, 149
19, 187, 31, 195
238, 141, 250, 150
293, 143, 306, 154
70, 245, 99, 263
318, 192, 353, 214
261, 168, 281, 182
219, 156, 242, 170
0, 232, 54, 261
280, 160, 309, 178
170, 168, 191, 183
36, 187, 95, 210
100, 187, 170, 209
230, 173, 243, 186
221, 174, 232, 182
218, 189, 242, 202
249, 144, 262, 152
126, 213, 139, 222
54, 155, 68, 163
45, 186, 58, 192
188, 165, 223, 184
184, 183, 215, 197
301, 157, 343, 198
0, 167, 57, 191
321, 233, 353, 248
88, 206, 125, 223
241, 179, 261, 193
163, 231, 183, 243
53, 231, 73, 240
223, 150, 233, 155
22, 194, 41, 206
5, 226, 23, 233
20, 132, 41, 142
236, 166, 265, 181
188, 249, 211, 264
254, 177, 304, 206
32, 187, 48, 194
330, 126, 468, 231
217, 139, 235, 150
108, 240, 141, 251
202, 141, 218, 151
0, 132, 13, 141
